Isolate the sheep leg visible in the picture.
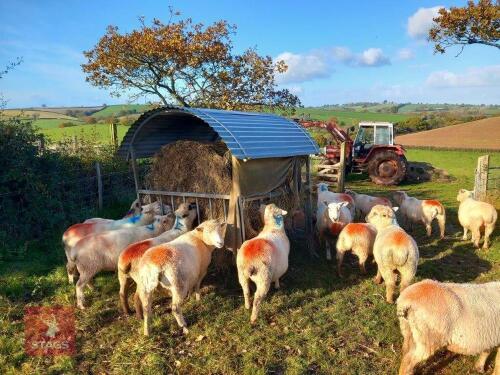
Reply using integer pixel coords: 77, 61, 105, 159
483, 223, 494, 250
474, 350, 490, 373
274, 279, 280, 289
336, 250, 345, 278
66, 261, 78, 284
462, 226, 469, 241
357, 251, 368, 275
437, 214, 445, 239
171, 289, 188, 334
325, 240, 332, 261
471, 225, 481, 248
399, 268, 415, 294
493, 348, 500, 375
194, 272, 206, 301
139, 287, 153, 336
133, 291, 143, 320
374, 268, 383, 284
75, 272, 93, 310
238, 270, 252, 309
381, 268, 397, 304
399, 349, 429, 375
423, 219, 432, 237
250, 274, 271, 324
118, 270, 131, 315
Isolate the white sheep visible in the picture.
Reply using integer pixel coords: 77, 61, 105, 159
345, 189, 392, 220
366, 205, 419, 304
71, 214, 174, 309
457, 189, 497, 249
392, 191, 446, 239
117, 203, 197, 317
83, 199, 142, 224
317, 200, 353, 260
236, 204, 289, 324
137, 219, 226, 336
336, 223, 377, 277
62, 202, 169, 284
397, 279, 500, 375
317, 182, 356, 217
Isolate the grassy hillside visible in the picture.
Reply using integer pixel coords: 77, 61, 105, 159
92, 104, 153, 118
33, 118, 83, 129
41, 123, 130, 142
2, 109, 78, 120
1, 148, 498, 374
296, 108, 411, 124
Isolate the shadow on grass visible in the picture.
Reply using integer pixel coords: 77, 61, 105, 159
418, 243, 491, 282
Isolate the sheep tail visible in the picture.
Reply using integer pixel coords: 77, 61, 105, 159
391, 248, 409, 267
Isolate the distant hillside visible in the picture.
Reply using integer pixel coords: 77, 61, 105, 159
92, 104, 153, 118
296, 108, 410, 125
395, 117, 500, 150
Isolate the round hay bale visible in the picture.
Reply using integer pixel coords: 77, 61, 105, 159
146, 140, 232, 221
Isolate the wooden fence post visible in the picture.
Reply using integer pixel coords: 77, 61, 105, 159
110, 122, 118, 149
337, 142, 346, 193
474, 155, 489, 201
95, 162, 103, 210
72, 135, 78, 153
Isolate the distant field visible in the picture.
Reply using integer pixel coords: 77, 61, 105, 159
33, 118, 83, 129
2, 109, 78, 120
41, 123, 129, 142
19, 106, 104, 115
296, 108, 411, 124
396, 116, 500, 150
92, 104, 153, 118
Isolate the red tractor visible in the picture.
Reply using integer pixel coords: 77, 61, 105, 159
300, 120, 408, 185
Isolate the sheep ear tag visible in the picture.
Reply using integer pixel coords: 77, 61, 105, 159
274, 215, 283, 227
146, 223, 155, 231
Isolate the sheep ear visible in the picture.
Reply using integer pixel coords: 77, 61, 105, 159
323, 200, 329, 207
393, 207, 399, 212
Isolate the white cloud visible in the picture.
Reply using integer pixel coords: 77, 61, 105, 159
425, 65, 500, 88
275, 51, 330, 84
275, 46, 391, 84
397, 48, 415, 60
407, 6, 443, 39
358, 48, 391, 67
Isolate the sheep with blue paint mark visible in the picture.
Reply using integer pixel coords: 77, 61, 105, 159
70, 214, 175, 309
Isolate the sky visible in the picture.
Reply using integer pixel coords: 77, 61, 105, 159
1, 0, 499, 108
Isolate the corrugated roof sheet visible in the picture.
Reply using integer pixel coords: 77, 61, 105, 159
117, 106, 319, 160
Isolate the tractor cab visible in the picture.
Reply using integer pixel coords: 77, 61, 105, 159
353, 122, 394, 159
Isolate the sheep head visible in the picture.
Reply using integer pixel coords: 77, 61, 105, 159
366, 205, 399, 230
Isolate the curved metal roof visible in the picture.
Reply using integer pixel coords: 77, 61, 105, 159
117, 106, 319, 160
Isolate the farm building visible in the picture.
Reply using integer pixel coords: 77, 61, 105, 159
117, 106, 319, 252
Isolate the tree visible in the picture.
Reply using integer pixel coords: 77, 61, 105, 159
82, 11, 300, 113
429, 0, 500, 54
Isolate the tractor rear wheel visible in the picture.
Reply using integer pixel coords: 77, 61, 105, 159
367, 150, 407, 185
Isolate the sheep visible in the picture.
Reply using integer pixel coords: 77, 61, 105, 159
236, 204, 289, 324
392, 191, 446, 239
336, 223, 377, 277
117, 203, 197, 317
83, 199, 142, 224
397, 279, 500, 375
366, 205, 419, 304
457, 189, 497, 249
137, 219, 226, 336
317, 200, 353, 260
71, 214, 175, 309
345, 189, 392, 220
317, 182, 356, 217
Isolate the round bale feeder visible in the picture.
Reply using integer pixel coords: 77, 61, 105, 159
117, 107, 319, 258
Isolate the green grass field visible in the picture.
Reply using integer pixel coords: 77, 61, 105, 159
297, 108, 411, 124
92, 104, 152, 118
0, 148, 498, 374
33, 119, 83, 129
41, 123, 130, 142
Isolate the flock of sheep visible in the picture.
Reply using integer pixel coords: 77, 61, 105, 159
62, 185, 498, 375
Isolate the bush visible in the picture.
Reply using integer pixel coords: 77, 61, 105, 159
0, 116, 129, 259
84, 116, 97, 124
